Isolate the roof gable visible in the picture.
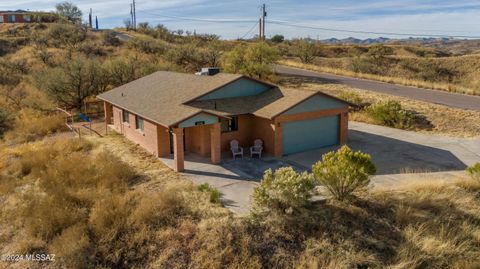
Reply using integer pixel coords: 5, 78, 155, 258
193, 76, 274, 101
281, 94, 348, 116
97, 71, 242, 127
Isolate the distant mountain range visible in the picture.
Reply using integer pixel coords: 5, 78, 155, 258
319, 37, 463, 45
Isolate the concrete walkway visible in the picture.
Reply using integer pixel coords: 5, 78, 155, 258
159, 154, 258, 214
159, 122, 479, 214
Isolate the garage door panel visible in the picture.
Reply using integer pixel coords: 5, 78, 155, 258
282, 115, 339, 155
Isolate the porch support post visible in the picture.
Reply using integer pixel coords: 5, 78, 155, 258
339, 110, 348, 145
210, 122, 221, 164
172, 127, 184, 172
273, 121, 283, 157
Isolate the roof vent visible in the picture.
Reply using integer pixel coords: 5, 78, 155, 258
195, 67, 220, 76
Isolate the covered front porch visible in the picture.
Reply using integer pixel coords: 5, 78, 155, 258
170, 121, 221, 172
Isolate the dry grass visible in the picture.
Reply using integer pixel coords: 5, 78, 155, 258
1, 133, 480, 268
3, 109, 65, 143
280, 77, 480, 137
280, 59, 479, 96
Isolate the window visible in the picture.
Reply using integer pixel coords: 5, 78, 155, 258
0, 16, 4, 23
122, 110, 129, 124
24, 15, 31, 22
221, 116, 238, 133
8, 15, 15, 22
135, 116, 144, 132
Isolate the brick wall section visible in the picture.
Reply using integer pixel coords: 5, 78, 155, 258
210, 123, 221, 164
185, 125, 211, 156
112, 105, 160, 156
251, 116, 275, 155
220, 114, 253, 151
157, 126, 170, 157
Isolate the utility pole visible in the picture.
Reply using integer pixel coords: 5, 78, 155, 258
258, 18, 262, 41
133, 0, 136, 30
88, 8, 92, 28
130, 3, 133, 30
262, 3, 266, 40
95, 16, 98, 30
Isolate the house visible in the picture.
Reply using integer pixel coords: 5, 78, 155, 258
97, 69, 351, 172
0, 10, 32, 23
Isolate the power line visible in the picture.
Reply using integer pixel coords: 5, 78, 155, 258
268, 20, 480, 39
137, 10, 257, 23
240, 20, 260, 39
134, 7, 480, 39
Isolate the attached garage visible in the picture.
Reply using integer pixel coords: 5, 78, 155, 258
273, 93, 350, 156
282, 115, 340, 155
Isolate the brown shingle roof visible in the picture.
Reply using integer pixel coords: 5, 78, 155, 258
98, 71, 350, 127
187, 87, 317, 119
97, 71, 243, 126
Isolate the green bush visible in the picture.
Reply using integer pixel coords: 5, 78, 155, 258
222, 42, 279, 80
253, 167, 315, 214
312, 146, 376, 201
337, 91, 366, 108
365, 100, 416, 129
198, 183, 222, 204
467, 163, 480, 180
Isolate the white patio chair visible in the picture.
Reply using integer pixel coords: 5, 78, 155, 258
250, 139, 263, 158
230, 140, 243, 160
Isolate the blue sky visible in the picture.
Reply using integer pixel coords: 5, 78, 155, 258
1, 0, 480, 39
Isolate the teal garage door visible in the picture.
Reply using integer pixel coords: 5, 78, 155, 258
282, 115, 339, 155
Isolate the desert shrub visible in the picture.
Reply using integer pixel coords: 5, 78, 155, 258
48, 23, 86, 49
270, 34, 284, 43
466, 163, 480, 180
253, 167, 315, 214
165, 44, 205, 71
0, 108, 13, 138
4, 109, 65, 142
77, 41, 107, 57
222, 42, 279, 80
198, 183, 222, 204
102, 30, 121, 46
127, 37, 167, 54
312, 145, 376, 201
336, 91, 367, 109
365, 100, 417, 129
34, 57, 108, 109
294, 39, 319, 64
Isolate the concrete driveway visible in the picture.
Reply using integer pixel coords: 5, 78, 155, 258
159, 154, 300, 214
160, 122, 480, 214
285, 122, 480, 174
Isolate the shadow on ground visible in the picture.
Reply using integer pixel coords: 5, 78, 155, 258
221, 157, 305, 181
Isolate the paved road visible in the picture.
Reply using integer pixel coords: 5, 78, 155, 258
275, 65, 480, 111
